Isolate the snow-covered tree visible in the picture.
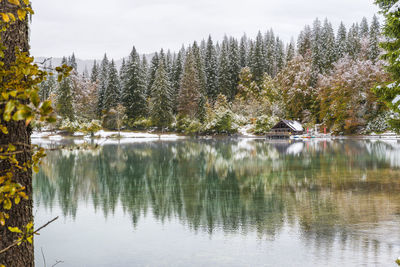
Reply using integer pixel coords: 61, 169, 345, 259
103, 60, 120, 111
204, 35, 219, 102
121, 46, 148, 120
336, 22, 347, 59
150, 59, 174, 128
369, 15, 381, 62
297, 25, 312, 58
97, 54, 109, 116
178, 49, 203, 119
57, 57, 75, 120
318, 56, 388, 133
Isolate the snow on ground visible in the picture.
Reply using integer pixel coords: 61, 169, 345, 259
31, 130, 186, 142
238, 125, 256, 137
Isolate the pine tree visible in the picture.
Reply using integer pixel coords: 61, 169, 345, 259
369, 15, 381, 62
218, 38, 232, 100
171, 49, 184, 113
178, 49, 203, 119
311, 18, 324, 75
360, 17, 370, 38
239, 34, 248, 68
250, 31, 265, 84
57, 57, 75, 120
286, 38, 295, 63
121, 46, 147, 120
69, 53, 77, 70
274, 37, 285, 75
103, 60, 120, 111
150, 60, 173, 128
39, 62, 56, 101
228, 37, 240, 100
148, 52, 159, 97
346, 23, 361, 59
204, 35, 219, 102
297, 25, 312, 58
91, 60, 99, 83
321, 18, 336, 71
336, 22, 347, 59
264, 29, 275, 76
97, 54, 109, 116
373, 0, 400, 131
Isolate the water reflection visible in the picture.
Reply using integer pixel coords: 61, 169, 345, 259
33, 139, 400, 265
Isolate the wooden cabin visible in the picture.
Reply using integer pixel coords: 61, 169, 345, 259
267, 120, 304, 139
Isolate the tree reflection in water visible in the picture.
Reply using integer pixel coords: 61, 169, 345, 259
34, 139, 400, 260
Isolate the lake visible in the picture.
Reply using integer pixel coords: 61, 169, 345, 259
32, 138, 400, 266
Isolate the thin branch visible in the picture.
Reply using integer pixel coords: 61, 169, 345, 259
0, 216, 59, 255
51, 260, 64, 267
41, 247, 47, 267
34, 57, 52, 66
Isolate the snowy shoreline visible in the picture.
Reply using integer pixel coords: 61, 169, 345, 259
31, 129, 400, 142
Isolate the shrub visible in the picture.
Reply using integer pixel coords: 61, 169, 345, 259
254, 115, 279, 134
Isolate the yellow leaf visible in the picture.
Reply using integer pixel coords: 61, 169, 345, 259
17, 9, 26, 20
23, 0, 29, 4
3, 198, 12, 210
7, 0, 20, 6
8, 226, 23, 233
14, 196, 20, 204
1, 13, 10, 23
7, 13, 15, 21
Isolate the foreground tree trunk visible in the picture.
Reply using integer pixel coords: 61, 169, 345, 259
0, 2, 34, 266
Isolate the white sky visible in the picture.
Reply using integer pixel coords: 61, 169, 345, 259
30, 0, 380, 60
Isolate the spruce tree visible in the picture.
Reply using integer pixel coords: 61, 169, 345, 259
150, 60, 174, 129
286, 38, 295, 63
91, 60, 99, 83
297, 25, 312, 58
205, 35, 219, 102
228, 37, 240, 100
121, 46, 147, 120
178, 49, 203, 119
57, 57, 75, 120
250, 31, 266, 84
239, 34, 248, 68
171, 50, 184, 113
103, 60, 120, 111
360, 17, 370, 38
148, 52, 159, 97
373, 0, 400, 130
346, 23, 361, 59
218, 39, 232, 100
369, 15, 381, 62
336, 22, 347, 59
321, 18, 336, 71
311, 18, 324, 75
264, 29, 275, 76
97, 54, 109, 116
274, 37, 285, 75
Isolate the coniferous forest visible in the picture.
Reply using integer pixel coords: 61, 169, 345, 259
38, 16, 391, 135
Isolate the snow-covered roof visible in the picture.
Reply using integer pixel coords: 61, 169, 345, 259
282, 120, 304, 132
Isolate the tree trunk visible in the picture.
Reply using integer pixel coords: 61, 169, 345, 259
0, 2, 34, 266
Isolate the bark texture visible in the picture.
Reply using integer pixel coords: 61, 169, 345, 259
0, 2, 34, 266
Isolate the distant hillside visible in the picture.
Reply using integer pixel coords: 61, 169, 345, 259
35, 53, 155, 74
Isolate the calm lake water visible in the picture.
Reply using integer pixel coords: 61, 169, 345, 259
32, 138, 400, 266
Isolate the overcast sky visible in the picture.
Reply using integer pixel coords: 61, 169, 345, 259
30, 0, 380, 60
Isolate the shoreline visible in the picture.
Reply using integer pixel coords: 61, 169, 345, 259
31, 129, 400, 141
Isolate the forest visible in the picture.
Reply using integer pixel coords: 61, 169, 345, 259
38, 16, 391, 135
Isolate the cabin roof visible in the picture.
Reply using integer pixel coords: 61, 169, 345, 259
273, 120, 304, 132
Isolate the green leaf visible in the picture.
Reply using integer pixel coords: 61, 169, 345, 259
12, 109, 30, 121
30, 91, 40, 107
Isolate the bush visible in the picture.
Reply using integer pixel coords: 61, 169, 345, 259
81, 120, 102, 136
254, 115, 278, 134
203, 109, 238, 134
60, 119, 80, 133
